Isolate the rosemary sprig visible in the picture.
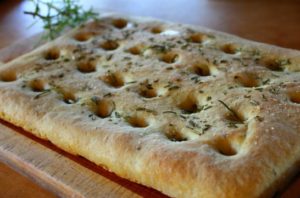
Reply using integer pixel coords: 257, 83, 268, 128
24, 0, 98, 40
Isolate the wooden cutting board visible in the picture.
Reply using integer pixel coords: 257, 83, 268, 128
0, 34, 300, 198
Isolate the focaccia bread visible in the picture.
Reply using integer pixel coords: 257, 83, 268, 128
1, 13, 300, 198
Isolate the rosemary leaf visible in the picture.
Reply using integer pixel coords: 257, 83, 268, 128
218, 100, 240, 121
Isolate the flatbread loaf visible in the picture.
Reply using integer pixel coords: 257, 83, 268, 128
1, 13, 300, 198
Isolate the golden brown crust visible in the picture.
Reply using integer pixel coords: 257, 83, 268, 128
1, 12, 300, 197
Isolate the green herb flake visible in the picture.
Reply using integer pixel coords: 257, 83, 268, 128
88, 113, 97, 121
203, 124, 211, 132
269, 87, 280, 95
179, 114, 188, 120
114, 111, 121, 118
203, 105, 212, 111
228, 122, 238, 128
277, 58, 291, 66
91, 96, 100, 104
252, 50, 261, 62
255, 87, 264, 92
163, 111, 177, 115
262, 79, 270, 85
250, 100, 260, 106
255, 116, 264, 122
149, 44, 169, 53
126, 81, 137, 84
168, 85, 180, 91
262, 94, 267, 101
34, 89, 51, 99
136, 107, 157, 114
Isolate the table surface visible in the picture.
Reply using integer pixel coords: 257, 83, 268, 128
1, 0, 300, 197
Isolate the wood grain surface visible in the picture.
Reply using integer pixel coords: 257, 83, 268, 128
1, 0, 300, 197
1, 0, 300, 50
0, 120, 167, 198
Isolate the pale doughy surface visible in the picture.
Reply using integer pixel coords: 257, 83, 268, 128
1, 13, 300, 198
